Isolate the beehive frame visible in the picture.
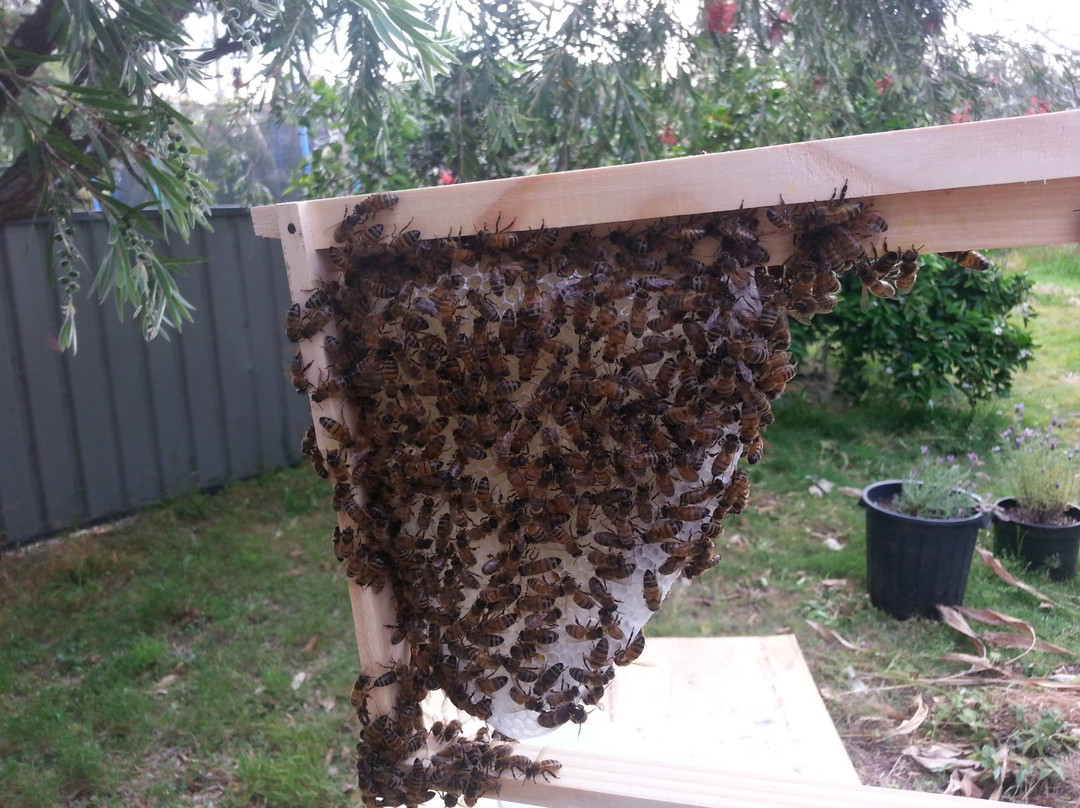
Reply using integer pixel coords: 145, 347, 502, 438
253, 109, 1080, 808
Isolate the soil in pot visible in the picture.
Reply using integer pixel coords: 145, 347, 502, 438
992, 498, 1080, 582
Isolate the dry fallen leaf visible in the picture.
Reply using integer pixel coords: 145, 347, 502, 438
937, 605, 986, 656
301, 634, 320, 653
903, 742, 978, 772
976, 548, 1058, 606
837, 486, 864, 499
154, 673, 180, 695
291, 671, 308, 690
806, 619, 869, 652
882, 694, 929, 738
945, 767, 985, 798
823, 537, 845, 551
821, 578, 854, 588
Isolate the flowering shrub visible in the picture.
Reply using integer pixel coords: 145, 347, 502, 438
1024, 97, 1053, 115
790, 252, 1035, 409
891, 448, 982, 520
951, 102, 972, 124
705, 1, 737, 34
875, 75, 893, 95
990, 405, 1080, 524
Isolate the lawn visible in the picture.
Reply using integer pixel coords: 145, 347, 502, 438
1, 247, 1078, 808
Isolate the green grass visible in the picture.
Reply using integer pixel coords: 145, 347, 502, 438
0, 470, 356, 808
1, 247, 1077, 807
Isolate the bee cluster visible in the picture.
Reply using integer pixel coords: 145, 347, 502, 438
288, 189, 899, 807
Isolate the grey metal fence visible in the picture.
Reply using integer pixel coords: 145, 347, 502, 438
0, 208, 310, 548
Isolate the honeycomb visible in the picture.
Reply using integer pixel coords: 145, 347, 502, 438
287, 189, 899, 807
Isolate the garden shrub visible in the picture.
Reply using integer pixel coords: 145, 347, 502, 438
790, 253, 1035, 409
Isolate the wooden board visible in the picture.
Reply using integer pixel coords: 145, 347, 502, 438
507, 636, 859, 785
416, 636, 980, 807
252, 111, 1080, 256
493, 747, 981, 808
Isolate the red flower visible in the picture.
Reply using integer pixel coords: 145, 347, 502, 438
768, 10, 791, 48
811, 74, 825, 93
875, 75, 893, 95
660, 126, 678, 146
437, 168, 455, 185
1025, 96, 1052, 115
706, 1, 737, 34
950, 102, 972, 124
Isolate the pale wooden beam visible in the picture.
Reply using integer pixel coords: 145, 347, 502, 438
493, 748, 982, 808
274, 202, 407, 718
253, 110, 1080, 255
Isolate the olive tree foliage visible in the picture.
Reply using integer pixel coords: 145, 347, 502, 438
285, 0, 1079, 198
0, 0, 453, 351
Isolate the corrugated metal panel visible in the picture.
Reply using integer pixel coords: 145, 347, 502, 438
0, 209, 307, 547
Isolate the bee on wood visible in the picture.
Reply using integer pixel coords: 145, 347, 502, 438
523, 225, 560, 258
318, 415, 354, 447
941, 250, 990, 271
521, 758, 562, 782
477, 216, 519, 250
285, 303, 304, 342
389, 226, 421, 254
353, 192, 400, 220
289, 351, 313, 394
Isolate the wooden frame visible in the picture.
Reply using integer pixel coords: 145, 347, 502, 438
253, 111, 1080, 807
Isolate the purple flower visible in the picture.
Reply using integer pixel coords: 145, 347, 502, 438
1014, 402, 1025, 416
921, 445, 929, 455
992, 445, 1002, 453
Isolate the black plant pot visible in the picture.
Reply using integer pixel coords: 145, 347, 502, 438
861, 480, 988, 620
991, 498, 1080, 582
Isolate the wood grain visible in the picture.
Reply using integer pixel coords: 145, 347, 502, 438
274, 202, 407, 716
254, 111, 1080, 253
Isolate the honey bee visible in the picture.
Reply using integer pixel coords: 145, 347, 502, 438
319, 415, 354, 446
353, 192, 400, 219
611, 630, 645, 667
290, 351, 313, 394
519, 280, 544, 325
586, 636, 611, 669
532, 662, 565, 696
504, 687, 544, 718
571, 289, 595, 335
285, 303, 304, 342
523, 225, 561, 258
941, 250, 990, 271
477, 217, 519, 250
520, 556, 562, 577
466, 290, 500, 323
642, 569, 662, 611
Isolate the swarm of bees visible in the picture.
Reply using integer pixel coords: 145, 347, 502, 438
286, 186, 989, 807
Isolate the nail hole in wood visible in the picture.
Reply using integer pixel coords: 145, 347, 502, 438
287, 223, 297, 234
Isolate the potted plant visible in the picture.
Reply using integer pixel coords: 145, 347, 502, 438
861, 453, 988, 619
989, 409, 1080, 581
